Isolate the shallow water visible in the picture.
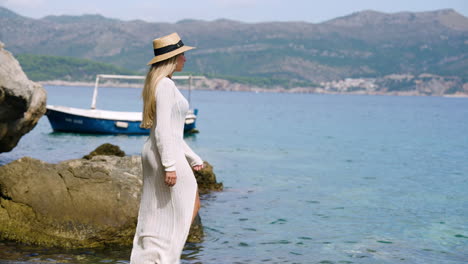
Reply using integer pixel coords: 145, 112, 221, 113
1, 86, 467, 263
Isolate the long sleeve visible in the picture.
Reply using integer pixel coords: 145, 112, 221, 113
154, 79, 177, 171
182, 139, 203, 167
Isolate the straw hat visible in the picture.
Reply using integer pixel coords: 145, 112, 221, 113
147, 32, 195, 65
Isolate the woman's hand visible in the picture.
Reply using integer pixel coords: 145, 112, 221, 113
192, 164, 204, 171
165, 171, 177, 187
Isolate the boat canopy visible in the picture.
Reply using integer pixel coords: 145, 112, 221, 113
91, 74, 206, 109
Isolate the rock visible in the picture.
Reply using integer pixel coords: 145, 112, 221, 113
195, 161, 224, 194
187, 213, 204, 243
0, 42, 47, 153
0, 155, 141, 248
83, 143, 125, 159
0, 144, 221, 248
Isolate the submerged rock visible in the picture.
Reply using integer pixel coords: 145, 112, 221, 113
187, 213, 204, 243
0, 42, 47, 153
0, 144, 222, 248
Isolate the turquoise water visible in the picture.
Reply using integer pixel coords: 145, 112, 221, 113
1, 85, 467, 264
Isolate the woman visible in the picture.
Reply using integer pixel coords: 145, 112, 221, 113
130, 32, 203, 264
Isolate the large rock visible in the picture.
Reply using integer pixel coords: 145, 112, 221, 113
0, 145, 221, 248
0, 155, 141, 248
0, 41, 46, 153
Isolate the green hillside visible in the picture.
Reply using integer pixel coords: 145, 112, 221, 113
16, 54, 138, 81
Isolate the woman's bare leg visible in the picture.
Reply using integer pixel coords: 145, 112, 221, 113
192, 190, 200, 223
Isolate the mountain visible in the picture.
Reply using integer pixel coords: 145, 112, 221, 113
0, 7, 467, 92
325, 9, 468, 31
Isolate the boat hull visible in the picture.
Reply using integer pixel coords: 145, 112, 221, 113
45, 106, 197, 135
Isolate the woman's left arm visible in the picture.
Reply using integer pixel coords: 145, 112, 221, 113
182, 139, 203, 169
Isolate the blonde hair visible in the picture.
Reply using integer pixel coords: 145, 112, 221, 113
141, 55, 178, 128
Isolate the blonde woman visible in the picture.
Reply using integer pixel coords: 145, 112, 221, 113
130, 33, 203, 264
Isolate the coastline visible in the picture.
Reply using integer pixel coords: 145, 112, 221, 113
38, 80, 468, 98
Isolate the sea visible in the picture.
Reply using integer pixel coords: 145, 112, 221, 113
0, 85, 467, 264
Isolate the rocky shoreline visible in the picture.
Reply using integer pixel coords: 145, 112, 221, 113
0, 144, 222, 249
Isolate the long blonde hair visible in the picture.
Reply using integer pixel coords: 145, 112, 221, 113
141, 55, 178, 128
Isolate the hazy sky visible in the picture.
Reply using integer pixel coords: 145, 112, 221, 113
1, 0, 467, 23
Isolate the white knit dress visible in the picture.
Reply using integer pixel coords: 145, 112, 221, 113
130, 77, 203, 264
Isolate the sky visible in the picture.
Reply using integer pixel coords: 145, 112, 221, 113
1, 0, 467, 23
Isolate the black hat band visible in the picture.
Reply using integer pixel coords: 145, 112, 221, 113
153, 40, 184, 56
